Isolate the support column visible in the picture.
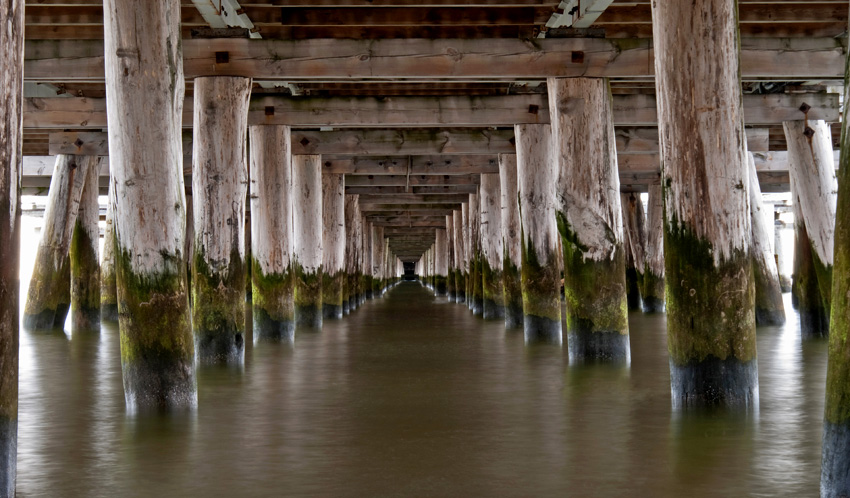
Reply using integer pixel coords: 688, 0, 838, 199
434, 228, 448, 295
362, 218, 373, 299
322, 174, 345, 319
621, 192, 646, 312
71, 156, 101, 332
24, 155, 92, 329
293, 154, 323, 329
480, 173, 505, 320
191, 76, 251, 363
642, 185, 665, 313
344, 194, 358, 313
653, 0, 757, 407
371, 225, 385, 297
454, 206, 467, 304
462, 202, 470, 302
792, 181, 828, 337
515, 124, 562, 344
747, 153, 786, 326
104, 0, 195, 411
821, 23, 850, 491
468, 192, 483, 314
784, 120, 837, 312
549, 77, 629, 361
446, 212, 457, 301
249, 125, 295, 341
100, 183, 119, 321
499, 154, 523, 328
0, 0, 23, 488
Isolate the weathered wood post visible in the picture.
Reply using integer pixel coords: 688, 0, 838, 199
344, 194, 358, 313
362, 218, 373, 299
191, 76, 251, 364
480, 173, 505, 320
515, 124, 562, 344
821, 18, 850, 491
462, 202, 470, 302
653, 0, 758, 407
499, 154, 523, 328
452, 208, 465, 304
784, 120, 837, 313
249, 125, 295, 341
100, 182, 119, 321
185, 193, 194, 300
621, 192, 646, 312
0, 0, 22, 488
371, 225, 385, 297
24, 155, 92, 329
548, 77, 629, 361
747, 153, 785, 326
322, 174, 345, 319
642, 185, 665, 313
293, 154, 323, 328
446, 212, 457, 300
104, 0, 195, 411
792, 181, 829, 337
469, 192, 483, 314
434, 228, 449, 296
70, 156, 101, 332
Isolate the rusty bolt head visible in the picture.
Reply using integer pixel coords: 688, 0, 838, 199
264, 106, 274, 116
300, 137, 310, 146
215, 51, 229, 64
799, 102, 812, 113
74, 138, 84, 148
804, 126, 816, 138
528, 104, 539, 115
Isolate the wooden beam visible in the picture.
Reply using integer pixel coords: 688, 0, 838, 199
25, 92, 839, 129
277, 7, 553, 26
345, 174, 480, 187
346, 185, 478, 194
23, 37, 847, 82
323, 155, 499, 175
360, 203, 462, 212
615, 127, 770, 153
357, 193, 470, 204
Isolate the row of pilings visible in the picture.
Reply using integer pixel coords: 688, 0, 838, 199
2, 0, 850, 497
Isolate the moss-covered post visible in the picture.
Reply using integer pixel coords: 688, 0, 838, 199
434, 228, 449, 296
451, 208, 464, 304
461, 201, 470, 303
548, 77, 629, 361
344, 194, 359, 313
0, 0, 22, 487
642, 185, 665, 313
322, 174, 345, 319
821, 13, 850, 488
446, 212, 457, 300
70, 156, 101, 332
499, 153, 523, 328
515, 123, 562, 344
249, 125, 295, 341
100, 182, 119, 321
245, 211, 252, 302
621, 192, 646, 312
104, 0, 196, 411
792, 181, 829, 338
191, 76, 251, 364
371, 225, 386, 297
184, 193, 194, 300
784, 120, 837, 313
480, 173, 505, 320
747, 153, 786, 326
293, 154, 323, 329
468, 191, 483, 314
653, 0, 758, 408
362, 218, 373, 299
24, 154, 92, 330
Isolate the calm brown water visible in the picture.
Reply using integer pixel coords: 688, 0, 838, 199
15, 277, 827, 498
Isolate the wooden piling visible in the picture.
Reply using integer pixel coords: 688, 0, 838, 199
621, 192, 646, 312
549, 77, 629, 361
653, 0, 757, 408
322, 174, 345, 319
480, 173, 505, 320
499, 153, 523, 328
747, 153, 785, 326
452, 207, 466, 304
104, 0, 195, 411
434, 228, 449, 295
792, 181, 829, 338
0, 0, 22, 488
70, 156, 101, 332
293, 154, 324, 328
469, 191, 483, 314
642, 185, 665, 313
24, 154, 92, 330
100, 182, 119, 321
191, 76, 251, 363
515, 123, 562, 344
446, 212, 457, 300
249, 125, 295, 341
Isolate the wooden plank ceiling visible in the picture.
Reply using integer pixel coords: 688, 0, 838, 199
21, 0, 848, 261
